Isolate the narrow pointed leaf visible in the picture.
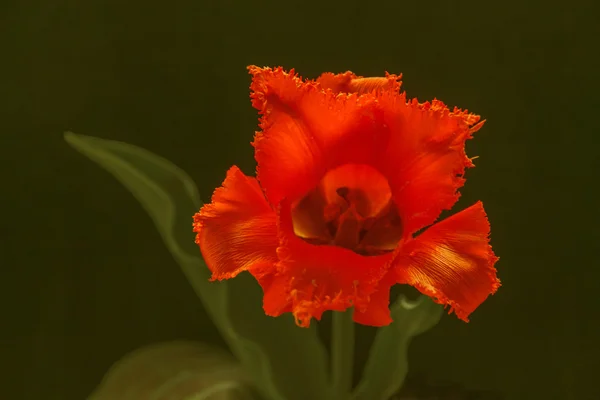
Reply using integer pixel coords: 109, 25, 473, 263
65, 132, 332, 400
352, 295, 443, 400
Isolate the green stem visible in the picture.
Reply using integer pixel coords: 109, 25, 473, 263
331, 309, 355, 400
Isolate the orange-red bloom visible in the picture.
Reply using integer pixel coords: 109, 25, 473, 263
193, 66, 500, 327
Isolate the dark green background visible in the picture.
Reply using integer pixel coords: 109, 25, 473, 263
2, 0, 598, 399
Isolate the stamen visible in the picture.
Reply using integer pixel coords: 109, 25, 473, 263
291, 164, 403, 256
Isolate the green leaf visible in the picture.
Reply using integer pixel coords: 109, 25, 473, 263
64, 132, 332, 400
351, 295, 443, 400
87, 341, 253, 400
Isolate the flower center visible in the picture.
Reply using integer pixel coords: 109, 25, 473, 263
291, 163, 403, 256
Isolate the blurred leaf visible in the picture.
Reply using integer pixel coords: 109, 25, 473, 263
87, 341, 253, 400
65, 132, 332, 400
351, 295, 443, 400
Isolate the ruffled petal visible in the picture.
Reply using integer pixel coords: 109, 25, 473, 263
193, 166, 279, 282
248, 66, 387, 207
317, 71, 402, 94
267, 200, 395, 327
352, 273, 395, 326
391, 201, 500, 322
248, 66, 484, 237
375, 92, 485, 235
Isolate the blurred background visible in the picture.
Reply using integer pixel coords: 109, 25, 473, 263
2, 0, 598, 399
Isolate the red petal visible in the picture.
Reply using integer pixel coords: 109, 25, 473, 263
248, 66, 386, 207
376, 93, 485, 235
266, 200, 395, 327
317, 71, 402, 94
352, 272, 395, 326
320, 163, 392, 218
193, 166, 279, 282
392, 201, 500, 322
249, 66, 484, 237
257, 269, 293, 316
